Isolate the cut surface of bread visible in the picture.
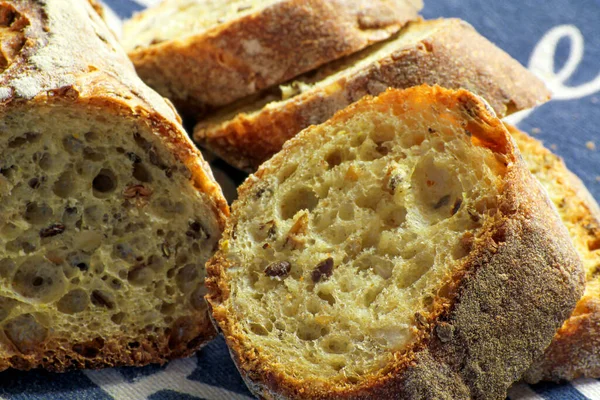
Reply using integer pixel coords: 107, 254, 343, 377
206, 86, 583, 399
194, 18, 551, 172
507, 126, 600, 383
0, 0, 228, 371
121, 0, 422, 115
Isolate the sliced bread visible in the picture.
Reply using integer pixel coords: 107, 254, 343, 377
206, 86, 583, 399
0, 0, 228, 371
506, 126, 600, 382
121, 0, 423, 116
194, 18, 551, 172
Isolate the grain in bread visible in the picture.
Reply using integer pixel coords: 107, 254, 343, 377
0, 0, 228, 371
506, 126, 600, 382
206, 86, 583, 399
194, 18, 551, 172
121, 0, 423, 116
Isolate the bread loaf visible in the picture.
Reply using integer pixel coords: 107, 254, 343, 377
0, 0, 228, 371
194, 18, 551, 172
206, 86, 583, 399
507, 126, 600, 383
121, 0, 423, 116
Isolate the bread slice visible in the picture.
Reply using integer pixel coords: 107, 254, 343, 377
121, 0, 423, 116
206, 86, 583, 399
194, 18, 551, 172
0, 0, 228, 371
503, 126, 600, 383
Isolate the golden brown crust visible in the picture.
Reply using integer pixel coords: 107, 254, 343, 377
206, 87, 583, 399
125, 0, 423, 116
194, 18, 551, 172
0, 311, 215, 372
506, 126, 600, 383
0, 0, 228, 371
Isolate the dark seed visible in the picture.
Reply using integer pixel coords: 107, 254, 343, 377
39, 223, 66, 238
451, 199, 463, 215
264, 261, 291, 278
312, 257, 334, 283
434, 195, 451, 209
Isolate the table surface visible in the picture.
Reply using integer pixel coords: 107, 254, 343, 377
1, 0, 599, 399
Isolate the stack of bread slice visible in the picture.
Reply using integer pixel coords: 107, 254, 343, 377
0, 0, 228, 371
0, 1, 596, 399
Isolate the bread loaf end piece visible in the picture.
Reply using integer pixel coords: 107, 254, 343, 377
207, 86, 582, 399
0, 0, 228, 371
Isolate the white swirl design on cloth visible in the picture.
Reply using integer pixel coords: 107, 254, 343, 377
507, 24, 600, 125
84, 357, 253, 400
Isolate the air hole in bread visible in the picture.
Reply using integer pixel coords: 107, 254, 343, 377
249, 323, 270, 336
322, 336, 351, 354
24, 202, 53, 225
317, 289, 336, 306
337, 202, 355, 221
12, 256, 67, 303
53, 171, 77, 198
90, 290, 115, 309
296, 322, 324, 341
411, 152, 463, 225
325, 150, 343, 169
9, 132, 39, 149
92, 168, 117, 196
57, 289, 89, 314
132, 163, 152, 182
62, 135, 84, 154
278, 163, 298, 183
111, 312, 125, 325
83, 147, 104, 162
400, 132, 425, 148
279, 189, 318, 220
127, 265, 154, 286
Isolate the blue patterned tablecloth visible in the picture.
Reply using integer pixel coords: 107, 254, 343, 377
2, 0, 599, 399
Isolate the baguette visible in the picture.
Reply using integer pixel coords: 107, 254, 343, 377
507, 126, 600, 382
0, 0, 228, 371
122, 0, 423, 116
206, 86, 583, 399
194, 18, 551, 172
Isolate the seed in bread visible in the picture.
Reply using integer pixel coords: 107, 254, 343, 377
194, 18, 551, 172
206, 86, 583, 399
121, 0, 423, 116
0, 0, 228, 371
507, 126, 600, 383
